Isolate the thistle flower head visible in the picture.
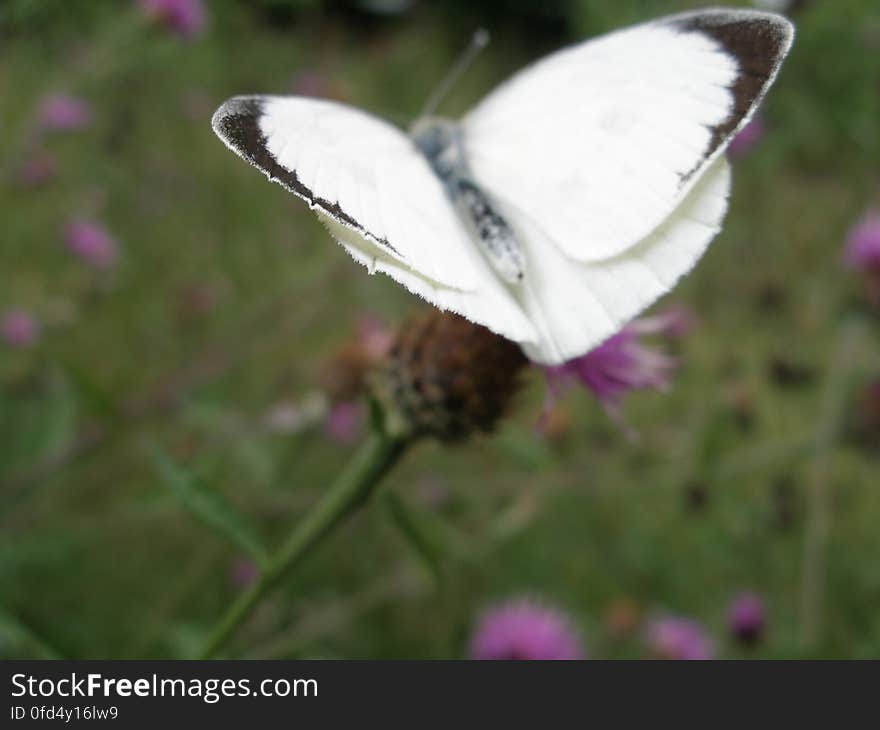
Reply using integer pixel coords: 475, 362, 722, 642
38, 93, 93, 132
373, 310, 527, 442
64, 219, 117, 270
1, 309, 39, 349
320, 315, 393, 403
357, 315, 395, 362
645, 615, 714, 660
544, 307, 691, 426
843, 210, 880, 272
727, 592, 765, 645
469, 599, 583, 660
139, 0, 206, 40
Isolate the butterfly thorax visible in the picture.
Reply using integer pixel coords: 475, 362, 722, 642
411, 117, 525, 284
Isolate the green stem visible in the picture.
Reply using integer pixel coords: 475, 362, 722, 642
198, 430, 407, 659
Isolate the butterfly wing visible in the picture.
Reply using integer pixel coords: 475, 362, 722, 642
211, 95, 537, 344
457, 8, 791, 363
212, 8, 792, 366
506, 155, 731, 364
463, 8, 793, 263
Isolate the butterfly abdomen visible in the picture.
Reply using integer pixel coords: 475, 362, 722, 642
412, 118, 524, 284
450, 178, 524, 283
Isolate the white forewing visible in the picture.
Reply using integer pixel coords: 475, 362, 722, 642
211, 94, 538, 344
462, 9, 793, 262
213, 96, 483, 291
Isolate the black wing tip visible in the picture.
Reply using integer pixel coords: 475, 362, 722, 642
667, 7, 795, 28
667, 8, 795, 58
209, 95, 295, 195
211, 96, 264, 147
209, 94, 398, 255
664, 8, 795, 174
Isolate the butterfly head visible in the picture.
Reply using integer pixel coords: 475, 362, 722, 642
410, 117, 458, 159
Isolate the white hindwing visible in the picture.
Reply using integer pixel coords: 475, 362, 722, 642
506, 156, 731, 364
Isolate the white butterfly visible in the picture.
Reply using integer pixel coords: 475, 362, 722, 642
212, 8, 793, 365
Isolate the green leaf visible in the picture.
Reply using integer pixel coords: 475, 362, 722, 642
150, 444, 268, 566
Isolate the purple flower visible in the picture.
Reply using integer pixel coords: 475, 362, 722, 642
357, 314, 394, 362
632, 304, 697, 339
544, 307, 691, 424
645, 616, 714, 660
323, 401, 362, 444
843, 210, 880, 272
37, 93, 93, 132
63, 219, 117, 270
139, 0, 206, 40
728, 592, 765, 645
470, 599, 583, 660
727, 116, 765, 159
1, 309, 39, 349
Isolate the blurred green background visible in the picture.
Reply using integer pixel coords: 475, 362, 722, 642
1, 0, 879, 659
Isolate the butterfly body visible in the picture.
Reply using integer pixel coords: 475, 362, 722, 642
412, 117, 525, 283
212, 9, 794, 365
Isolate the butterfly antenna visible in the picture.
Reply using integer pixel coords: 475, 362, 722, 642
419, 28, 490, 119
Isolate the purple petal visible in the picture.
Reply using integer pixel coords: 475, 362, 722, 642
139, 0, 206, 40
38, 93, 93, 132
645, 615, 714, 660
470, 599, 583, 660
2, 309, 40, 348
843, 210, 880, 272
63, 219, 117, 270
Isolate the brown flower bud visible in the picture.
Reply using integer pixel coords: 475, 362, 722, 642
320, 316, 394, 403
374, 309, 528, 442
320, 341, 375, 402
